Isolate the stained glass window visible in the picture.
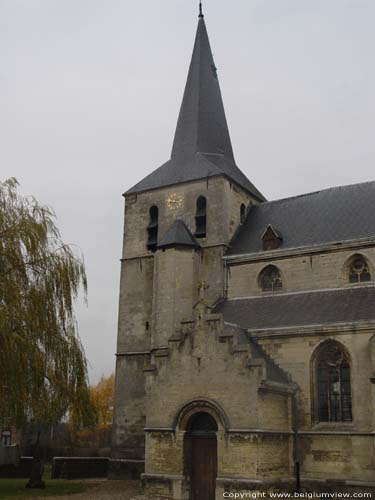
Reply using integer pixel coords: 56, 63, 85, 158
316, 342, 352, 422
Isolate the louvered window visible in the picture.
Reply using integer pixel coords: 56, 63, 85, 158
195, 196, 207, 238
240, 204, 246, 224
147, 206, 159, 252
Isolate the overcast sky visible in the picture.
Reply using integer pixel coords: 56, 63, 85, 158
1, 0, 374, 383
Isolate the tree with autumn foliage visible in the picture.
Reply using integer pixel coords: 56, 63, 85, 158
72, 374, 114, 455
90, 373, 115, 426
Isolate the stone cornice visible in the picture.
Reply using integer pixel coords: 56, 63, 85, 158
116, 351, 150, 357
248, 321, 375, 339
143, 427, 374, 437
224, 237, 375, 265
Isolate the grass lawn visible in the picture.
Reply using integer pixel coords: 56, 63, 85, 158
0, 478, 89, 499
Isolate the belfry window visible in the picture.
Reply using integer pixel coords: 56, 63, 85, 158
240, 204, 246, 224
147, 206, 159, 252
314, 341, 352, 423
259, 265, 283, 292
195, 196, 207, 238
347, 255, 371, 284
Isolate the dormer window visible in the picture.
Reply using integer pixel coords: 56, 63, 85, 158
147, 206, 159, 252
195, 196, 207, 238
259, 265, 283, 292
346, 254, 371, 284
261, 225, 283, 251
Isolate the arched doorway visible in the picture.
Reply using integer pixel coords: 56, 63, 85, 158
185, 412, 218, 500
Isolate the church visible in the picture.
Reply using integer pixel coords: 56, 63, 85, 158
111, 5, 375, 499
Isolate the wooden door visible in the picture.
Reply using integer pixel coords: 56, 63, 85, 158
191, 434, 217, 500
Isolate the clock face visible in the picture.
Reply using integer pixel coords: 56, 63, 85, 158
166, 193, 184, 210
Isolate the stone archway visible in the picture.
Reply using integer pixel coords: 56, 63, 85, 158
174, 399, 228, 500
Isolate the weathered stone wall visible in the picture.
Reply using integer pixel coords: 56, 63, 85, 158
122, 177, 256, 260
144, 314, 292, 481
152, 248, 199, 349
144, 431, 293, 485
116, 257, 154, 353
113, 176, 258, 469
256, 329, 375, 481
258, 392, 291, 431
257, 434, 292, 477
226, 247, 375, 298
258, 331, 374, 430
145, 324, 260, 431
113, 165, 375, 488
299, 434, 374, 480
220, 433, 258, 478
145, 431, 184, 475
112, 355, 146, 461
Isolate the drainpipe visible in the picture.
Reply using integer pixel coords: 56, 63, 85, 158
292, 392, 301, 493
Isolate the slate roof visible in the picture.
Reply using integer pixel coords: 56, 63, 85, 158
228, 181, 375, 255
223, 323, 290, 384
126, 17, 265, 201
158, 219, 200, 249
215, 286, 375, 331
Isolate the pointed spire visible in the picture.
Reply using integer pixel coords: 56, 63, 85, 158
171, 15, 235, 162
126, 12, 266, 202
199, 1, 204, 18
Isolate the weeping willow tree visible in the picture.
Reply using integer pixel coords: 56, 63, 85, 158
0, 178, 95, 431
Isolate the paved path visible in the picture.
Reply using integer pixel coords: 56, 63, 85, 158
30, 480, 164, 500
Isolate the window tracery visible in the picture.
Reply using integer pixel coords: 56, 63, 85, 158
259, 265, 283, 292
314, 341, 352, 423
347, 255, 371, 283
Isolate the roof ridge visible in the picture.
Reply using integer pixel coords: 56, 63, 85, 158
261, 180, 375, 207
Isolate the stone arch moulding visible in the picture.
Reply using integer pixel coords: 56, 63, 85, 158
173, 398, 230, 432
258, 264, 284, 292
310, 338, 353, 425
343, 253, 373, 284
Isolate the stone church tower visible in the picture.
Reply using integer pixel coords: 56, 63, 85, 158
112, 6, 375, 499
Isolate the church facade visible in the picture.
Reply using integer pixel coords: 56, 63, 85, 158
111, 9, 375, 500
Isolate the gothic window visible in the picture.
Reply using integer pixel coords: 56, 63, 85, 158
195, 196, 207, 238
314, 341, 352, 423
347, 255, 371, 284
147, 206, 159, 252
1, 430, 11, 446
258, 265, 283, 292
240, 204, 246, 224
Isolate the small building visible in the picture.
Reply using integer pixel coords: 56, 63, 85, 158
0, 428, 18, 447
111, 6, 375, 499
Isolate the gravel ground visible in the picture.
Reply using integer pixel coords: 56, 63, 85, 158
29, 480, 165, 500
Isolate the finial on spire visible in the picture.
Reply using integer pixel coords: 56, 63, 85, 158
199, 1, 204, 18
